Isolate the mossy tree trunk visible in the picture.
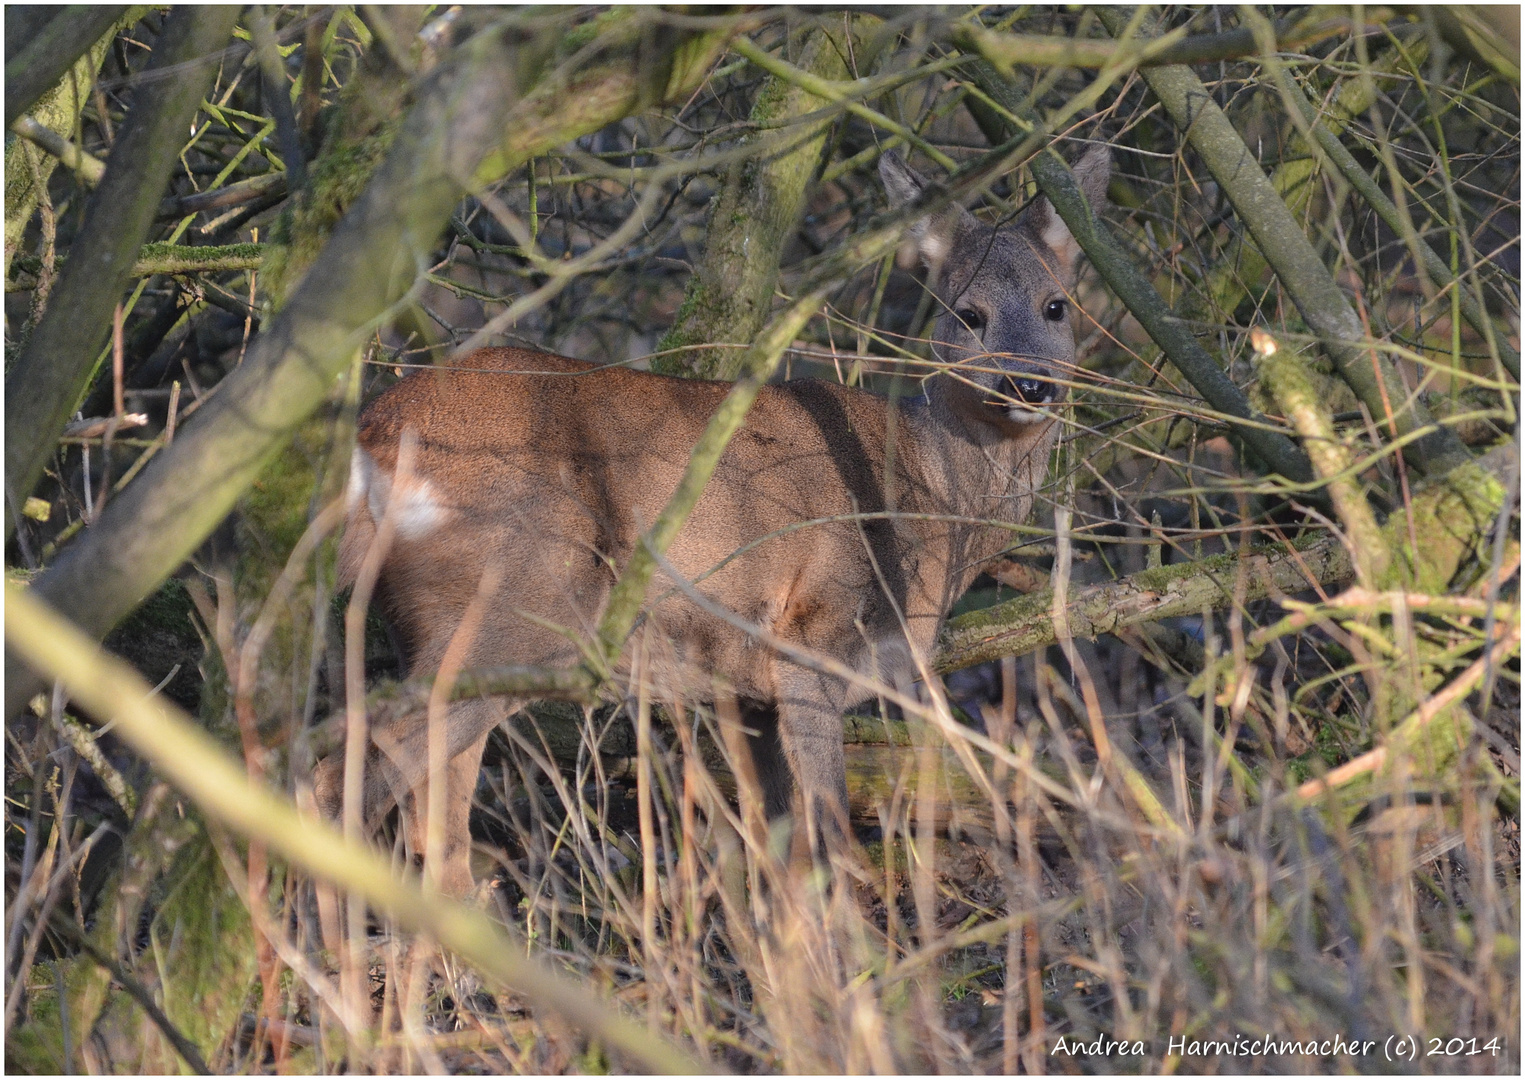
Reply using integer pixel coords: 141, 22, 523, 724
3, 7, 243, 538
3, 10, 143, 278
654, 16, 871, 379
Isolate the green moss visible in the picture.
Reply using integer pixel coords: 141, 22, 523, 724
261, 126, 398, 304
3, 9, 136, 277
942, 588, 1048, 636
234, 413, 349, 740
134, 241, 263, 276
4, 979, 68, 1073
655, 22, 861, 380
103, 579, 204, 711
557, 17, 611, 57
151, 831, 258, 1071
238, 433, 322, 588
653, 279, 740, 380
748, 69, 791, 125
1381, 459, 1506, 593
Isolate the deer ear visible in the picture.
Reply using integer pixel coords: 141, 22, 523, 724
879, 150, 969, 272
1025, 144, 1112, 278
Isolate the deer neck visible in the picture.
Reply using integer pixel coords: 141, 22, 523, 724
899, 388, 1059, 585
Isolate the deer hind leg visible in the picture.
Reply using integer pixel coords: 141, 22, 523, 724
399, 724, 495, 900
314, 697, 510, 899
772, 667, 851, 857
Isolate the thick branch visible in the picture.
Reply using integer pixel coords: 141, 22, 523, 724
374, 663, 598, 717
4, 11, 126, 278
1255, 337, 1391, 587
357, 534, 1355, 719
1095, 6, 1471, 478
4, 5, 128, 127
656, 18, 867, 379
1176, 32, 1427, 351
934, 535, 1355, 673
158, 171, 287, 219
9, 114, 105, 183
4, 7, 242, 533
9, 242, 265, 287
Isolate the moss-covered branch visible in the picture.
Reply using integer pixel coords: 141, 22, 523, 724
1254, 334, 1391, 586
347, 532, 1355, 723
933, 535, 1355, 673
3, 9, 132, 276
9, 115, 105, 184
9, 242, 265, 286
1178, 32, 1427, 348
3, 5, 129, 127
1095, 6, 1471, 478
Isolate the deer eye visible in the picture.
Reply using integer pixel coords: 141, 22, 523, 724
955, 308, 984, 331
1044, 299, 1067, 322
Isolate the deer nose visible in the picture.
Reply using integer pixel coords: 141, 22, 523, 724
1002, 373, 1053, 405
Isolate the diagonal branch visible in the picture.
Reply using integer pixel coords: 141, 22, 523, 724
4, 7, 243, 536
1094, 6, 1472, 478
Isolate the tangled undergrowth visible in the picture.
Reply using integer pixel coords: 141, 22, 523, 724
5, 5, 1518, 1074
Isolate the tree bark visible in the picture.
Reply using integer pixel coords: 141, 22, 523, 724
4, 7, 242, 536
655, 17, 867, 379
3, 8, 136, 276
4, 5, 128, 127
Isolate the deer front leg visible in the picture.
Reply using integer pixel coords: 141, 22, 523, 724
772, 666, 852, 856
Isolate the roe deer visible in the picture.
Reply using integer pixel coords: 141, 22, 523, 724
316, 147, 1111, 897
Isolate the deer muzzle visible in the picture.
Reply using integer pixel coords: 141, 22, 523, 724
996, 371, 1059, 421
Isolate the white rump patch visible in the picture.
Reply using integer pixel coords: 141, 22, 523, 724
361, 453, 452, 539
345, 447, 372, 512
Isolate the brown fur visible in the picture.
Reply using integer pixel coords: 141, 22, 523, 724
316, 148, 1112, 896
